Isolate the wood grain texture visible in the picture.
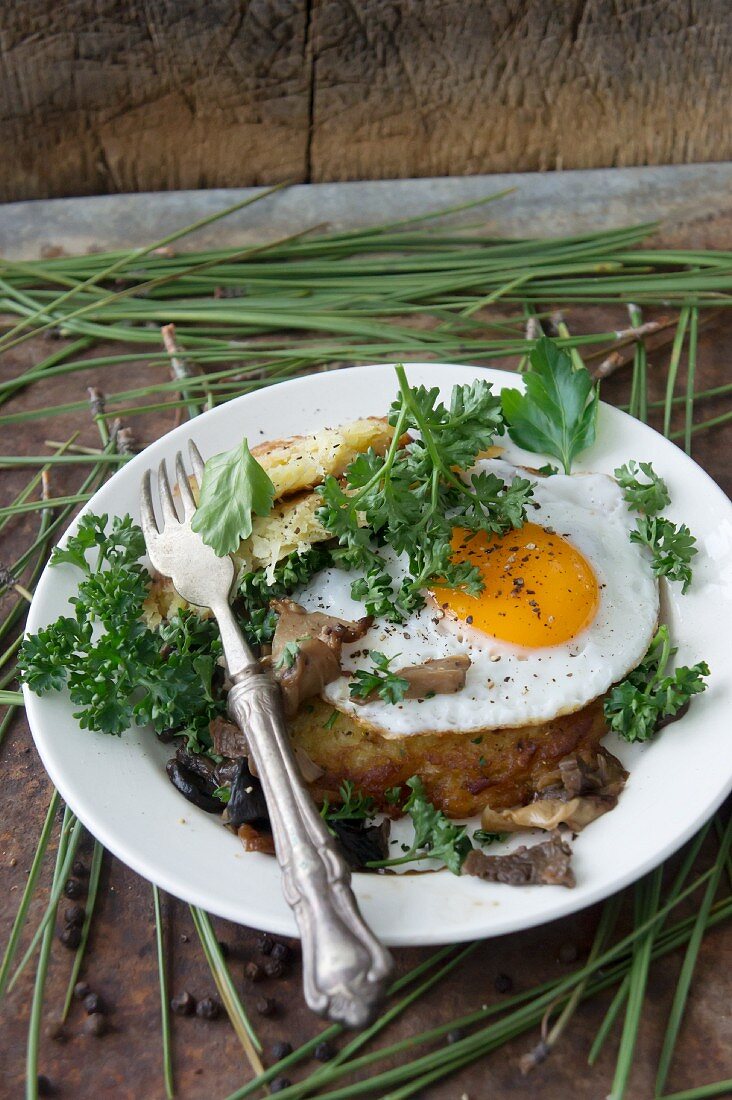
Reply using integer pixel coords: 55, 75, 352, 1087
1, 0, 731, 200
0, 0, 311, 200
310, 0, 732, 181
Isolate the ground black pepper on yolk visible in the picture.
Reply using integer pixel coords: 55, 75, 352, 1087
431, 522, 600, 647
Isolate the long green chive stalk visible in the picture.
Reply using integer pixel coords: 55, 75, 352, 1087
8, 815, 84, 994
25, 805, 74, 1100
655, 815, 732, 1097
60, 839, 104, 1020
609, 866, 664, 1099
0, 789, 61, 999
189, 906, 264, 1075
153, 886, 175, 1100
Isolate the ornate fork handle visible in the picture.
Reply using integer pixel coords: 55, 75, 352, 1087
227, 671, 393, 1027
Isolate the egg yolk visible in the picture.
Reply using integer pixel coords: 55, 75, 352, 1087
431, 522, 600, 648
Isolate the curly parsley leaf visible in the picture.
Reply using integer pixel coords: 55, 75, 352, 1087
630, 516, 697, 593
237, 545, 332, 646
19, 514, 226, 747
318, 365, 531, 622
614, 460, 671, 516
367, 776, 473, 874
321, 781, 377, 823
349, 651, 410, 705
191, 438, 275, 556
501, 336, 599, 474
604, 625, 709, 742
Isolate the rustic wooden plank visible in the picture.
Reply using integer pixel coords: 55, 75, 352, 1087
310, 0, 732, 180
0, 0, 311, 201
1, 1, 731, 201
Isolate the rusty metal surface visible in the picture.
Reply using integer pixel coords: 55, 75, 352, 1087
1, 163, 732, 260
0, 177, 731, 1098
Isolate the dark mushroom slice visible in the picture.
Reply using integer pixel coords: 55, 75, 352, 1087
166, 760, 224, 814
210, 715, 247, 759
270, 598, 372, 717
352, 655, 471, 705
175, 746, 218, 784
462, 831, 575, 888
224, 758, 270, 828
329, 819, 391, 871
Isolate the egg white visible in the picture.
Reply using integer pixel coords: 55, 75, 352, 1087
294, 459, 660, 737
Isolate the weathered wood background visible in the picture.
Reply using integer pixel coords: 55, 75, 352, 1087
2, 0, 730, 202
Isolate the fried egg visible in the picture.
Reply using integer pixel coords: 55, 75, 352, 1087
294, 458, 659, 737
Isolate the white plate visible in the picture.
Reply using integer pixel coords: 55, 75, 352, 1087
24, 364, 732, 946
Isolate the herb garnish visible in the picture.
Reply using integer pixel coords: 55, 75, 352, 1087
321, 780, 377, 823
366, 776, 473, 874
630, 516, 697, 593
192, 438, 275, 556
501, 337, 599, 474
237, 545, 333, 646
19, 514, 225, 749
614, 460, 670, 515
349, 651, 410, 705
273, 640, 302, 670
318, 365, 532, 621
604, 625, 709, 743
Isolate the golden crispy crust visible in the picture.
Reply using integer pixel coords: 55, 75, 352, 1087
289, 695, 608, 818
250, 417, 399, 500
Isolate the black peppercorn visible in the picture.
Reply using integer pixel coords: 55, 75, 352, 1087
263, 957, 285, 980
64, 904, 85, 927
255, 996, 277, 1017
37, 1075, 55, 1096
270, 1078, 292, 1093
446, 1028, 465, 1045
217, 939, 230, 959
170, 990, 196, 1016
84, 1013, 107, 1037
83, 992, 103, 1015
59, 925, 82, 950
271, 942, 293, 965
257, 933, 275, 956
494, 972, 514, 994
63, 878, 84, 900
72, 859, 88, 878
245, 961, 264, 983
74, 981, 91, 1001
314, 1039, 335, 1062
271, 1039, 293, 1061
196, 996, 222, 1020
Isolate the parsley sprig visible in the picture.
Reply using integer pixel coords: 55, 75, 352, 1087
349, 651, 410, 705
614, 460, 671, 515
366, 776, 473, 874
630, 516, 697, 593
19, 514, 225, 748
501, 337, 599, 474
614, 460, 697, 592
321, 780, 377, 823
192, 438, 276, 556
318, 365, 533, 621
237, 545, 332, 646
604, 625, 709, 743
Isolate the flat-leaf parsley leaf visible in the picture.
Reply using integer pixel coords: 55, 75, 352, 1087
501, 336, 599, 474
192, 439, 275, 556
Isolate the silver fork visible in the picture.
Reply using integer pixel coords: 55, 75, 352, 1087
140, 441, 393, 1027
